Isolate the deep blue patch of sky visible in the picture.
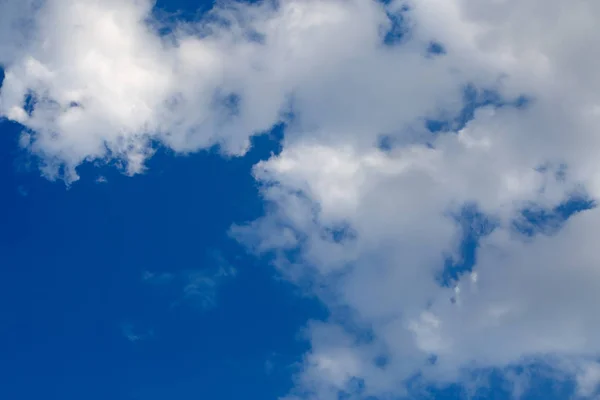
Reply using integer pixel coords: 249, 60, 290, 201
440, 204, 496, 287
439, 192, 594, 287
515, 195, 595, 237
382, 4, 410, 46
427, 41, 446, 56
0, 114, 328, 400
377, 85, 529, 153
426, 85, 531, 134
0, 8, 327, 390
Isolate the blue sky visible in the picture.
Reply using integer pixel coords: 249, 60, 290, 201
1, 0, 600, 399
0, 119, 329, 400
0, 115, 325, 399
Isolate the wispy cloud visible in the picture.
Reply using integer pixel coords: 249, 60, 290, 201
142, 270, 175, 285
179, 266, 236, 309
121, 323, 153, 344
143, 252, 236, 310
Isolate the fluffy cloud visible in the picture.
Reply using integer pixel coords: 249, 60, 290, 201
3, 0, 600, 398
233, 0, 600, 398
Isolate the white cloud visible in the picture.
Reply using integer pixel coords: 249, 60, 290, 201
232, 0, 600, 398
3, 0, 600, 398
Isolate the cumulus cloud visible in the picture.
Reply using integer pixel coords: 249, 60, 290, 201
231, 0, 600, 398
3, 0, 600, 398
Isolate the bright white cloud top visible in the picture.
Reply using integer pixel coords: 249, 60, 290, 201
2, 0, 600, 398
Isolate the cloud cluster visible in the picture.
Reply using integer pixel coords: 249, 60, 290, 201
3, 0, 600, 398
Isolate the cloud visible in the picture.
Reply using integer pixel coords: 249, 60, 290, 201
3, 0, 600, 398
121, 322, 154, 343
179, 266, 237, 309
230, 0, 600, 398
143, 253, 236, 310
1, 0, 286, 182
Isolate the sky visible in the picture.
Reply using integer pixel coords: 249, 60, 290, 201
1, 0, 600, 399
